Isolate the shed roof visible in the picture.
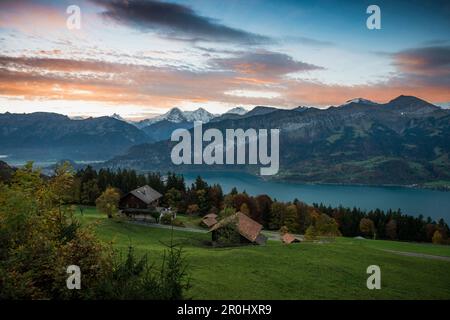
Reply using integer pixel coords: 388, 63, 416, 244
281, 233, 301, 244
202, 217, 218, 227
127, 185, 162, 204
204, 213, 218, 219
209, 212, 263, 243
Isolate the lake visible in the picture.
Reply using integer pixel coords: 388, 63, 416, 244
184, 171, 450, 222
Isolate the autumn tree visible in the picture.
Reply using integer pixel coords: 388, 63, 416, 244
165, 188, 182, 211
96, 187, 120, 219
208, 184, 224, 211
81, 179, 100, 205
196, 189, 210, 214
385, 219, 397, 240
219, 206, 236, 219
360, 218, 376, 239
283, 204, 299, 232
186, 204, 200, 215
432, 230, 444, 244
0, 163, 110, 299
0, 165, 191, 299
315, 214, 341, 237
304, 225, 317, 241
240, 203, 250, 216
269, 202, 286, 230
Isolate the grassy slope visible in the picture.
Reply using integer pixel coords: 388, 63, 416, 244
79, 207, 450, 300
174, 213, 204, 228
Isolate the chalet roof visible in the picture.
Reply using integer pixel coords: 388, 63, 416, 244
281, 233, 300, 244
204, 213, 218, 219
202, 217, 218, 227
209, 212, 263, 243
127, 185, 162, 204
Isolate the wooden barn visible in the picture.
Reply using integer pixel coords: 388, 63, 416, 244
119, 185, 162, 214
209, 212, 267, 245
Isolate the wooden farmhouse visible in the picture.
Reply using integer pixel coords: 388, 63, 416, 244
209, 212, 267, 245
119, 185, 162, 215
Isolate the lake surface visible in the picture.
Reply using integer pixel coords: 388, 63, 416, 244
184, 171, 450, 222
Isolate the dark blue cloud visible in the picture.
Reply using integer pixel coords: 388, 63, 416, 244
91, 0, 271, 44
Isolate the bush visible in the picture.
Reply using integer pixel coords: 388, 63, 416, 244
304, 225, 318, 241
432, 230, 444, 244
0, 164, 111, 299
0, 163, 191, 300
172, 218, 185, 227
92, 245, 190, 300
160, 214, 173, 225
161, 214, 185, 227
149, 210, 161, 223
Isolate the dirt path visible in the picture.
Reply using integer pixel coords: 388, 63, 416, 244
130, 220, 207, 233
381, 249, 450, 262
129, 221, 303, 241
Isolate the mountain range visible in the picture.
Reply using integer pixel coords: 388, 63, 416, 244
104, 96, 450, 187
1, 95, 449, 187
0, 112, 148, 161
135, 107, 250, 142
0, 106, 248, 161
134, 107, 217, 128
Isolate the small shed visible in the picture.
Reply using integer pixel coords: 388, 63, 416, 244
119, 185, 162, 215
204, 213, 218, 219
201, 213, 218, 228
202, 216, 218, 228
281, 233, 301, 244
209, 212, 267, 245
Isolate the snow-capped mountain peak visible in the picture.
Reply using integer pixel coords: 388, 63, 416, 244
183, 107, 215, 122
110, 113, 127, 122
162, 107, 186, 123
226, 107, 248, 115
135, 107, 216, 128
343, 98, 378, 106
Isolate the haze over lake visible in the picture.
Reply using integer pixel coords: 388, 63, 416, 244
185, 172, 450, 222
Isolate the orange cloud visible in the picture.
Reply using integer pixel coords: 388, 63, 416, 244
0, 55, 449, 111
0, 1, 67, 32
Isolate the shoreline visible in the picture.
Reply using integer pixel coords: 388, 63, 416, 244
4, 159, 450, 192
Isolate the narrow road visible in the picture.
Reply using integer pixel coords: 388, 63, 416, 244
129, 220, 303, 242
130, 220, 208, 233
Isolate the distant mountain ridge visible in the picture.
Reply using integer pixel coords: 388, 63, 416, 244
226, 107, 248, 115
0, 112, 148, 161
105, 95, 450, 187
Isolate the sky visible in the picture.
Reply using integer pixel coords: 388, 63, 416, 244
0, 0, 449, 119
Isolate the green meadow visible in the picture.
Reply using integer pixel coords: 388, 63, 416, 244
79, 207, 450, 300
